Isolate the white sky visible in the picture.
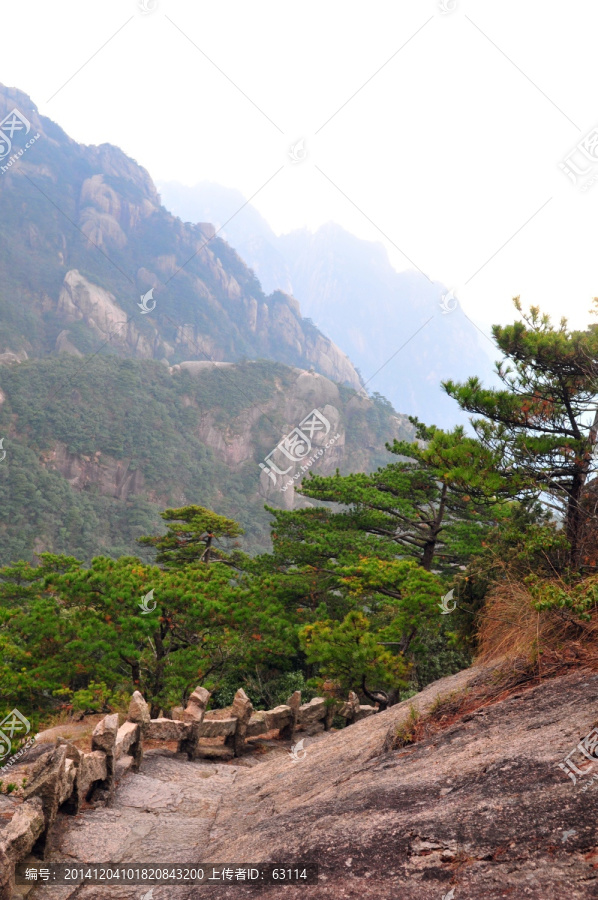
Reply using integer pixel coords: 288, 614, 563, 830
3, 0, 598, 341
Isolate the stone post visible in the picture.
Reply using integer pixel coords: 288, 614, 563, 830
225, 689, 253, 757
279, 691, 301, 740
178, 686, 210, 759
90, 713, 118, 799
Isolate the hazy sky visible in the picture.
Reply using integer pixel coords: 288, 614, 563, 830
4, 0, 598, 341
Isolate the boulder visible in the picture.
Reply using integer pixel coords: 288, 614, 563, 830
297, 698, 327, 726
171, 706, 185, 721
304, 721, 326, 736
280, 691, 301, 740
115, 721, 141, 769
264, 705, 293, 731
338, 691, 361, 723
58, 758, 77, 806
91, 713, 119, 756
56, 737, 82, 765
176, 688, 211, 759
247, 712, 268, 737
127, 691, 151, 730
348, 691, 360, 712
21, 743, 69, 833
0, 797, 45, 900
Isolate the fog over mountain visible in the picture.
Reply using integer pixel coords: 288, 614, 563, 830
159, 181, 497, 429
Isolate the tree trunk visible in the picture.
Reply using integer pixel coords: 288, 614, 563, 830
568, 408, 598, 566
420, 482, 448, 570
421, 540, 436, 571
566, 472, 585, 567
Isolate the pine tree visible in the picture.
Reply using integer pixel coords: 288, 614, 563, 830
138, 505, 243, 567
443, 301, 598, 566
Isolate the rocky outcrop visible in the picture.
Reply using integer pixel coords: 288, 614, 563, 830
57, 269, 157, 358
0, 82, 364, 392
204, 666, 598, 899
40, 441, 145, 501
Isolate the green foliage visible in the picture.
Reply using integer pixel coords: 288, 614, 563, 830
299, 610, 409, 695
139, 505, 243, 567
443, 300, 598, 564
298, 420, 501, 575
0, 356, 293, 563
0, 545, 295, 717
53, 681, 129, 714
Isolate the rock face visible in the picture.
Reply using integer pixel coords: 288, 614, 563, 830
0, 796, 45, 900
203, 667, 598, 899
0, 83, 363, 392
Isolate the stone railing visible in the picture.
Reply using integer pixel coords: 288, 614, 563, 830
0, 686, 377, 899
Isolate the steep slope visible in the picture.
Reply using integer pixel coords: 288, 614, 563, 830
202, 666, 598, 898
159, 181, 496, 428
0, 85, 360, 390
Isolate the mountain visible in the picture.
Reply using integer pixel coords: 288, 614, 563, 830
159, 181, 497, 428
0, 86, 360, 390
0, 84, 412, 564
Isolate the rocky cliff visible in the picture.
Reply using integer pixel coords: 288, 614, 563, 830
0, 84, 361, 389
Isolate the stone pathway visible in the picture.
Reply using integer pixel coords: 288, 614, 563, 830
23, 750, 243, 899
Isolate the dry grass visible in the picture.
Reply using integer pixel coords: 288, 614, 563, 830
476, 581, 598, 671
